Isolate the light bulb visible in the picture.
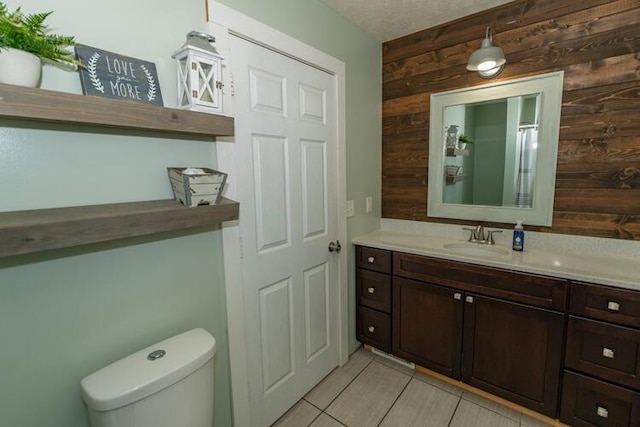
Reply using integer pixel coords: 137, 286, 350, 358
477, 60, 497, 71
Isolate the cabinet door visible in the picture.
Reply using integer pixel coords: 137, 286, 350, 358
393, 277, 463, 379
462, 294, 564, 417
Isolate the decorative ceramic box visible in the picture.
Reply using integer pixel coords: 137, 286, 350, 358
167, 167, 227, 207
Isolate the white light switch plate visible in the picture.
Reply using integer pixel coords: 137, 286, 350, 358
366, 196, 373, 213
346, 200, 355, 217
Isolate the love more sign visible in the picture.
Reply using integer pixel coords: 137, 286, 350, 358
75, 44, 164, 106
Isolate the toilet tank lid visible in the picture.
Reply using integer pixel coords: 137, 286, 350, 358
80, 328, 216, 412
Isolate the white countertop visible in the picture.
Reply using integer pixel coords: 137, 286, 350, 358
352, 220, 640, 291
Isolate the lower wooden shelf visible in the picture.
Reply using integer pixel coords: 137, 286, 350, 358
0, 197, 239, 257
445, 174, 465, 184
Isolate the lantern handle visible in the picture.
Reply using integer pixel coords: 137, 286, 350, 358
187, 31, 215, 43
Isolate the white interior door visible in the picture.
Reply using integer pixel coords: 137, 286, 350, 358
230, 34, 339, 426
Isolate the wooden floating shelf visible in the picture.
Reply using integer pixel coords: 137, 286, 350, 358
0, 83, 234, 138
446, 147, 469, 156
0, 198, 239, 257
0, 83, 239, 257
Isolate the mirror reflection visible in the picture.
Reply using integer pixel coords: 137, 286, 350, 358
442, 93, 540, 208
427, 71, 564, 226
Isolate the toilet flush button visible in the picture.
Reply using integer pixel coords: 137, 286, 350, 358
147, 349, 166, 361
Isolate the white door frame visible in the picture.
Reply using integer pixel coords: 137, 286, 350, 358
207, 3, 348, 426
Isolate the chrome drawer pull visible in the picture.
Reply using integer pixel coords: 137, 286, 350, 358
602, 348, 615, 359
607, 301, 620, 311
454, 293, 462, 300
367, 287, 375, 294
596, 405, 609, 418
465, 296, 474, 303
368, 326, 375, 333
368, 256, 375, 263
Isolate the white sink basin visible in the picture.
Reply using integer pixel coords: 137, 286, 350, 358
442, 242, 510, 257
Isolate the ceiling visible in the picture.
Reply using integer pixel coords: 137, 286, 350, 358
320, 0, 513, 42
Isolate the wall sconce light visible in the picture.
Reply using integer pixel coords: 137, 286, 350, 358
466, 27, 506, 78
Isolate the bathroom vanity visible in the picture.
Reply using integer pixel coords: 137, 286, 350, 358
354, 227, 640, 425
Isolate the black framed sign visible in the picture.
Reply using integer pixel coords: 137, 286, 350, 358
75, 44, 164, 106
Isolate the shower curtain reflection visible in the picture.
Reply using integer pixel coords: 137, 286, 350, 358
515, 127, 538, 208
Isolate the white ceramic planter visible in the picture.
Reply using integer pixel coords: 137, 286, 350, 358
0, 47, 42, 87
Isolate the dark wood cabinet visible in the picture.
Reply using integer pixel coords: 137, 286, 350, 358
357, 306, 391, 352
570, 282, 640, 329
356, 245, 391, 273
561, 282, 640, 426
561, 371, 640, 427
355, 246, 392, 352
357, 269, 391, 313
566, 316, 640, 391
390, 251, 567, 417
392, 277, 463, 378
355, 243, 640, 424
389, 251, 567, 417
462, 294, 564, 417
393, 252, 567, 310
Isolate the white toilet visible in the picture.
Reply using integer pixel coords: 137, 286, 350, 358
80, 328, 216, 427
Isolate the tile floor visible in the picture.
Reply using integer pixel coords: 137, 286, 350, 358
272, 348, 554, 427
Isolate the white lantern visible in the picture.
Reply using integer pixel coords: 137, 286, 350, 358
172, 31, 224, 114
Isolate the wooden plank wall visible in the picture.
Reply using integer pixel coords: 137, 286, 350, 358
382, 0, 640, 239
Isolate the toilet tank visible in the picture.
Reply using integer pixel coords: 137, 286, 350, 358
80, 328, 216, 427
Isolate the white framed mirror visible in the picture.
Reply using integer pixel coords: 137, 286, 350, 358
427, 71, 564, 226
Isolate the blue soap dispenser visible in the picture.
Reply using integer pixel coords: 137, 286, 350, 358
512, 220, 524, 252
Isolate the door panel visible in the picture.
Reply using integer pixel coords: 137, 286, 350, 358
260, 278, 294, 394
301, 138, 327, 240
304, 262, 330, 361
249, 67, 286, 115
299, 83, 326, 123
252, 134, 290, 252
231, 35, 339, 426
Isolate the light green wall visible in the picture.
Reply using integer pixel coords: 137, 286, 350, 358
217, 0, 382, 353
0, 0, 235, 426
0, 1, 381, 426
469, 101, 507, 206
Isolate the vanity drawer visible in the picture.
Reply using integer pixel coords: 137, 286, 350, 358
566, 316, 640, 391
357, 306, 391, 353
356, 246, 392, 274
570, 282, 640, 329
561, 371, 640, 427
393, 252, 567, 310
357, 268, 392, 313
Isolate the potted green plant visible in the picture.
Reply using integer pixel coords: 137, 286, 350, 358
458, 133, 473, 144
0, 2, 80, 87
458, 133, 473, 149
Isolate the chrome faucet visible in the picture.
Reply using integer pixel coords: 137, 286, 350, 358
462, 225, 502, 245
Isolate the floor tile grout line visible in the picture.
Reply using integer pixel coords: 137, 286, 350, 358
322, 411, 348, 427
305, 410, 322, 427
447, 396, 463, 427
307, 353, 375, 414
374, 373, 414, 427
303, 348, 533, 427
